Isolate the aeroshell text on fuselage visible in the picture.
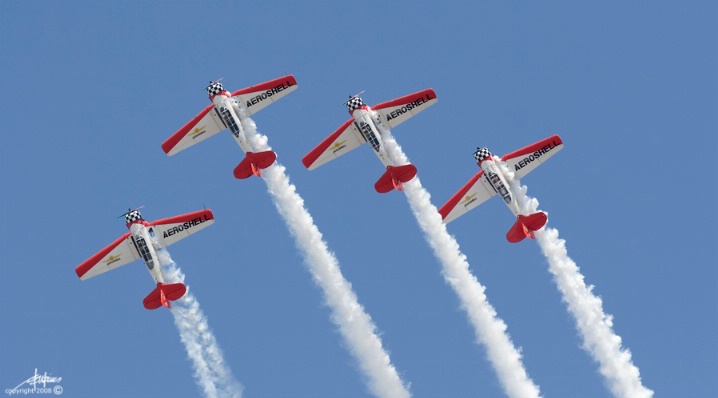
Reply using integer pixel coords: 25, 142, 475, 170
246, 81, 293, 108
163, 215, 210, 238
514, 140, 560, 171
385, 94, 432, 121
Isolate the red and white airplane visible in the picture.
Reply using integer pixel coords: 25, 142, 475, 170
162, 76, 298, 179
302, 89, 437, 193
75, 208, 214, 309
439, 135, 564, 243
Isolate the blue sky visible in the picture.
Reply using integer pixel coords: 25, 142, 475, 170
1, 2, 716, 397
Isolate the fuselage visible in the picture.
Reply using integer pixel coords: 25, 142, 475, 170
348, 98, 396, 168
478, 156, 522, 217
208, 82, 252, 154
125, 211, 164, 284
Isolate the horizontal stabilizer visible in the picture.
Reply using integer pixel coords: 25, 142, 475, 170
234, 150, 277, 179
143, 282, 187, 310
374, 164, 417, 193
506, 212, 547, 243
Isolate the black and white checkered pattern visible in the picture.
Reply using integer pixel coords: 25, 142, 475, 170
346, 96, 364, 111
206, 82, 225, 97
125, 210, 143, 225
474, 147, 493, 163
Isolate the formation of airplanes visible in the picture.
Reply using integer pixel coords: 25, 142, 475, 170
74, 77, 566, 309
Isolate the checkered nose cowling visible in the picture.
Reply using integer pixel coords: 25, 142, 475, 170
206, 82, 225, 97
474, 147, 493, 164
125, 210, 143, 225
346, 96, 364, 112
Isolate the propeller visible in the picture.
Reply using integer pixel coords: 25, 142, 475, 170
343, 90, 365, 104
205, 78, 224, 93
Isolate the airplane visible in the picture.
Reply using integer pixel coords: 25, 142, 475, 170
162, 75, 298, 179
302, 89, 437, 193
438, 135, 564, 243
75, 208, 214, 309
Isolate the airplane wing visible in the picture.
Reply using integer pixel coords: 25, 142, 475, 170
148, 209, 215, 248
372, 89, 437, 129
232, 75, 298, 116
162, 104, 226, 156
438, 171, 497, 224
75, 232, 141, 280
501, 134, 563, 180
302, 119, 365, 170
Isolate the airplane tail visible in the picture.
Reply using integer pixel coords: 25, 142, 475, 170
234, 150, 277, 179
506, 212, 548, 243
143, 282, 187, 310
374, 164, 417, 193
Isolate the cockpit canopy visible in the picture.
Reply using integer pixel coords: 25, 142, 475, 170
346, 96, 365, 112
125, 210, 144, 226
206, 81, 226, 98
474, 147, 493, 164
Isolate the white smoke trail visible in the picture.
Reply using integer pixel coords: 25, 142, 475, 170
157, 248, 243, 398
503, 163, 653, 398
379, 128, 541, 398
239, 115, 411, 398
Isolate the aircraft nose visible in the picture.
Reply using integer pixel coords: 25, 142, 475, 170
346, 96, 364, 111
207, 82, 224, 97
474, 147, 493, 163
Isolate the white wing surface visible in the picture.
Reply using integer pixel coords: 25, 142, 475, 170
232, 75, 298, 116
438, 171, 497, 224
75, 232, 140, 280
372, 89, 437, 129
162, 104, 226, 156
502, 135, 564, 180
149, 209, 215, 248
302, 119, 366, 170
